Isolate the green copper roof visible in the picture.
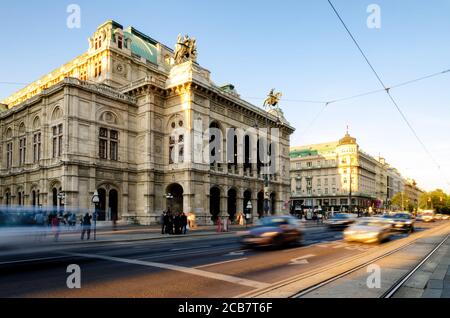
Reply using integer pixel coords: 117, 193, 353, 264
290, 149, 319, 158
124, 27, 158, 64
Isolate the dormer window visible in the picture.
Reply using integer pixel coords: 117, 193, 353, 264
117, 35, 123, 49
94, 35, 102, 50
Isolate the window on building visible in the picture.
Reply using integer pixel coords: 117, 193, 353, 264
94, 36, 102, 50
99, 128, 108, 159
94, 60, 102, 78
5, 191, 11, 205
117, 35, 123, 49
307, 162, 312, 168
110, 130, 118, 161
325, 188, 329, 195
99, 128, 119, 161
6, 142, 13, 168
307, 179, 312, 187
19, 137, 26, 166
79, 66, 87, 81
169, 132, 184, 164
52, 124, 63, 158
33, 133, 41, 163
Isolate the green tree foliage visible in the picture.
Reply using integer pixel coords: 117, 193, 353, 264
419, 189, 450, 214
391, 192, 415, 212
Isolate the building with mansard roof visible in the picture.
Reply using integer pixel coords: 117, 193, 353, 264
0, 20, 294, 225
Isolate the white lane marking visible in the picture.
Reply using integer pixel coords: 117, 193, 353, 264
289, 254, 315, 265
227, 250, 247, 256
171, 245, 210, 251
194, 258, 248, 269
66, 252, 269, 289
136, 246, 235, 261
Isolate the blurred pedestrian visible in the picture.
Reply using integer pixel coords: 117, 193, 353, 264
81, 213, 92, 240
68, 212, 77, 230
164, 211, 170, 234
167, 213, 174, 235
181, 213, 188, 234
174, 212, 181, 235
51, 214, 60, 241
160, 211, 166, 234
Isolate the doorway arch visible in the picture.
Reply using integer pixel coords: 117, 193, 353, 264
97, 188, 107, 221
257, 191, 264, 218
109, 189, 119, 221
270, 192, 277, 215
167, 183, 184, 214
227, 188, 237, 221
210, 186, 221, 221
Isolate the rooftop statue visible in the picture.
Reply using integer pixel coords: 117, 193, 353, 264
263, 89, 282, 110
174, 34, 198, 65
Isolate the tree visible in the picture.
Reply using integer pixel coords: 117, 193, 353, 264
419, 189, 449, 214
391, 192, 415, 212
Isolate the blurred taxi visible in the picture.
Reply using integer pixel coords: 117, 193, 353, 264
344, 217, 393, 244
238, 216, 303, 248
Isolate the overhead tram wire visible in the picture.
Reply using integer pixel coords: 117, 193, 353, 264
327, 0, 450, 187
243, 67, 450, 106
246, 67, 450, 140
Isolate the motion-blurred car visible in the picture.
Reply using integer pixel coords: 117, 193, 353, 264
441, 215, 450, 220
416, 211, 435, 223
435, 214, 443, 220
382, 212, 415, 233
239, 216, 303, 248
326, 213, 357, 229
344, 217, 393, 244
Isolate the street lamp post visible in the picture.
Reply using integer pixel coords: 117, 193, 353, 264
166, 193, 174, 212
91, 190, 100, 240
57, 191, 66, 216
245, 200, 253, 228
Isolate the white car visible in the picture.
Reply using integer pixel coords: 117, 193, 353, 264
344, 218, 393, 244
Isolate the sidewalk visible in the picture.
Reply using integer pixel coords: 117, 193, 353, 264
395, 234, 450, 298
0, 220, 326, 255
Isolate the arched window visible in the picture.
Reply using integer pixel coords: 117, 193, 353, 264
209, 122, 223, 166
5, 190, 11, 206
19, 123, 26, 166
5, 128, 13, 169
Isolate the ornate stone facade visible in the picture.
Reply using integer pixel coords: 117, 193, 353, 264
0, 21, 294, 225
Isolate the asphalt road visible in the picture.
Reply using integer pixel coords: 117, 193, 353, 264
0, 221, 441, 298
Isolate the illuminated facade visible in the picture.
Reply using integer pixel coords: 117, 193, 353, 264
289, 132, 414, 214
0, 20, 294, 225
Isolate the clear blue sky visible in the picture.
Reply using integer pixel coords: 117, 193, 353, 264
1, 0, 450, 193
